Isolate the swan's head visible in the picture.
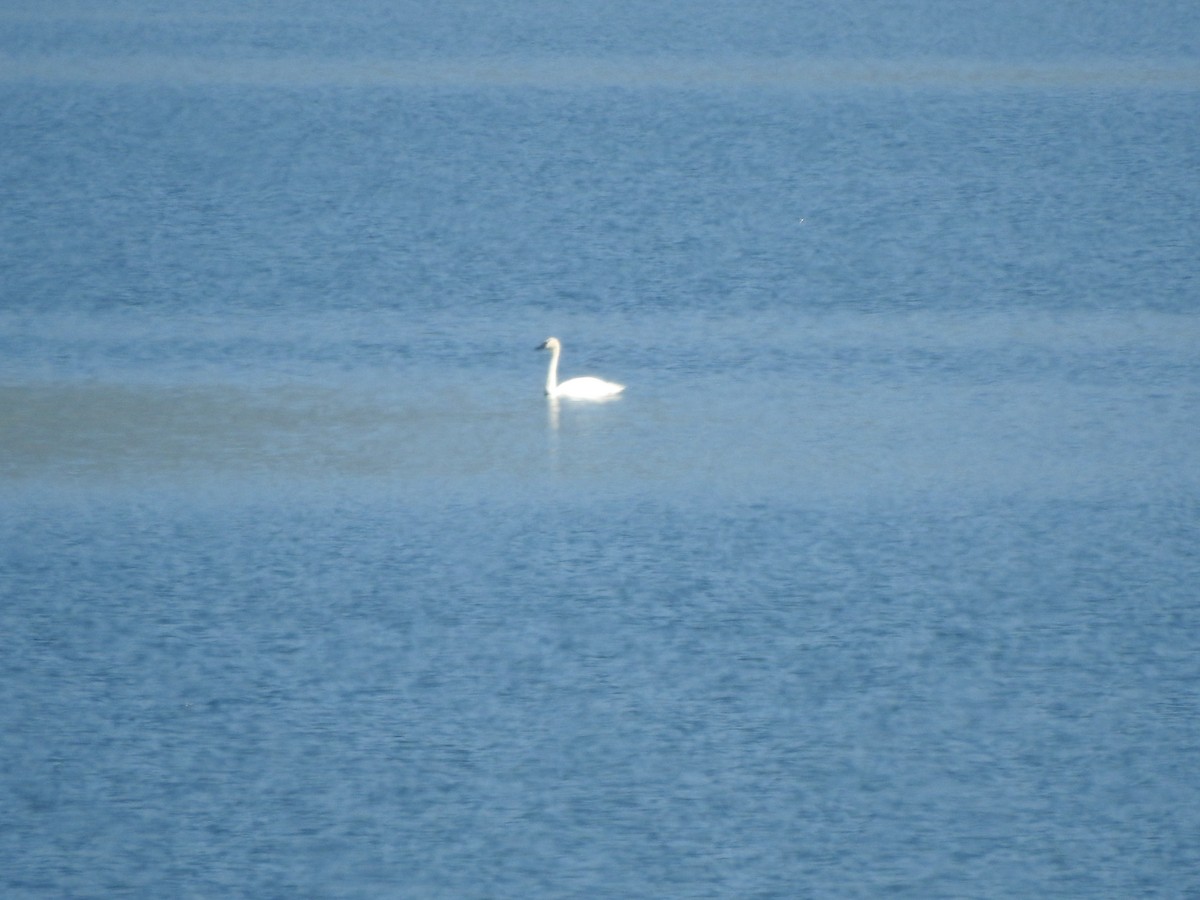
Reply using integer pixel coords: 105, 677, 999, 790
537, 337, 561, 352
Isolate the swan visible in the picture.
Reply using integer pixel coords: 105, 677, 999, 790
537, 337, 625, 399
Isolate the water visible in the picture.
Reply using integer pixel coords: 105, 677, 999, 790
3, 3, 1200, 897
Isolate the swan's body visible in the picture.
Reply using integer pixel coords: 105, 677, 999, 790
538, 337, 624, 399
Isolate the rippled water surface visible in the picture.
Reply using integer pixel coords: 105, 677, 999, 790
2, 2, 1199, 896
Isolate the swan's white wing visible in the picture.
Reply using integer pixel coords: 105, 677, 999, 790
554, 376, 625, 399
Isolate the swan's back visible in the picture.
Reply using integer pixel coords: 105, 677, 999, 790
553, 375, 625, 399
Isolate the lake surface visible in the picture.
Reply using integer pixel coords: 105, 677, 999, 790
2, 2, 1199, 897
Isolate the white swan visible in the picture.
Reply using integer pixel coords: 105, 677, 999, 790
538, 337, 625, 399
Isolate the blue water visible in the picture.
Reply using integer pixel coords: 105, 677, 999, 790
3, 3, 1200, 897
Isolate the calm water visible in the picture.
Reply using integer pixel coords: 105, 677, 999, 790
3, 3, 1200, 897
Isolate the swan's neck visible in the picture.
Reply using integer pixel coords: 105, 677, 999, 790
544, 345, 560, 395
